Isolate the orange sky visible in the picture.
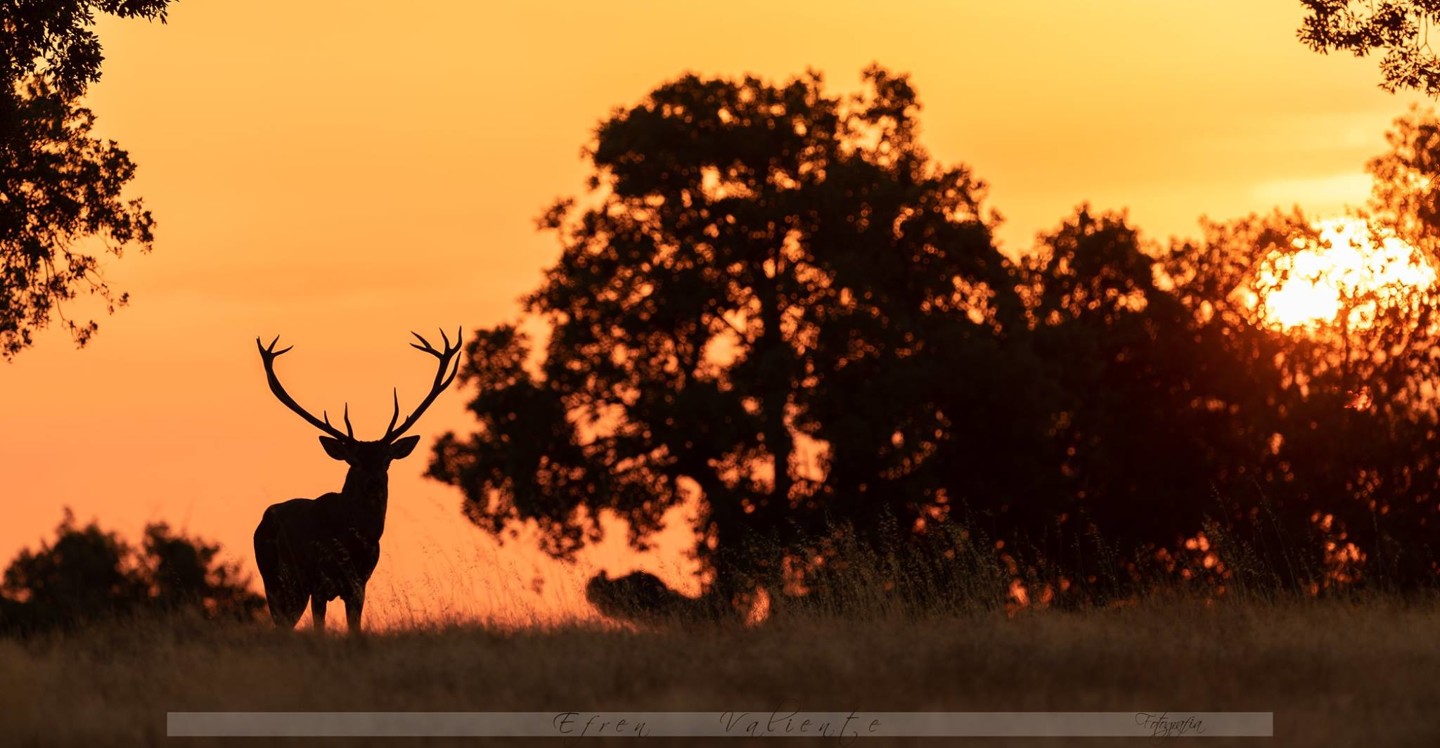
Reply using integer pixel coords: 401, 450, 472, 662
0, 1, 1426, 626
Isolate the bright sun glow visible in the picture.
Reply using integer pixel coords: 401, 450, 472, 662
1258, 217, 1437, 330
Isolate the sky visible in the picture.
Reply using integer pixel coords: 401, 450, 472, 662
0, 1, 1426, 626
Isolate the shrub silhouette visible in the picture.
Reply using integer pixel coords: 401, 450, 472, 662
0, 509, 263, 635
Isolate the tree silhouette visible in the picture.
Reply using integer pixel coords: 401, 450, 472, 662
1298, 1, 1440, 95
1131, 178, 1440, 594
1018, 210, 1217, 593
429, 66, 1037, 608
1, 510, 144, 631
0, 0, 173, 359
140, 523, 265, 617
0, 510, 262, 634
433, 68, 1440, 608
1368, 107, 1440, 254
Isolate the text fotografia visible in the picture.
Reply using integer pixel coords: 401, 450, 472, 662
1136, 712, 1206, 738
551, 711, 881, 739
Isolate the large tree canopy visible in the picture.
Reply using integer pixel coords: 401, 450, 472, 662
436, 70, 1440, 613
0, 0, 172, 359
429, 66, 1040, 605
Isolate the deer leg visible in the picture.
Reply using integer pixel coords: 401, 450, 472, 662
310, 595, 327, 632
344, 591, 365, 633
265, 589, 306, 630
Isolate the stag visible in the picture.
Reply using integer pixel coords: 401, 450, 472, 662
252, 329, 462, 632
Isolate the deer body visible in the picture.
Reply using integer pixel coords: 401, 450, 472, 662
253, 445, 404, 629
251, 332, 460, 632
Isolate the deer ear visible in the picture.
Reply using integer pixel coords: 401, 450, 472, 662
389, 435, 421, 460
319, 436, 349, 461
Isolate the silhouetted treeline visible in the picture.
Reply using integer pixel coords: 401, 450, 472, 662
0, 510, 262, 635
429, 68, 1440, 613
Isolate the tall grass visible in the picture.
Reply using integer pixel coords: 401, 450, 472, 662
4, 508, 1439, 746
2, 593, 1438, 746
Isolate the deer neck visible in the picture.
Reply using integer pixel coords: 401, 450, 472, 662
340, 468, 390, 541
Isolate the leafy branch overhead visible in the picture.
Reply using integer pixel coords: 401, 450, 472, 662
0, 0, 174, 359
1299, 0, 1440, 95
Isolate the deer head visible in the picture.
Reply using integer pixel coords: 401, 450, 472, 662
255, 328, 463, 474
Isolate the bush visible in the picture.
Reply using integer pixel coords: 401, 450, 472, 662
0, 509, 263, 635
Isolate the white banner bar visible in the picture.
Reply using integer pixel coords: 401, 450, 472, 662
167, 711, 1272, 738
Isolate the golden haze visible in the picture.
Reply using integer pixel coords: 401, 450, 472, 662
1258, 217, 1437, 330
0, 1, 1426, 624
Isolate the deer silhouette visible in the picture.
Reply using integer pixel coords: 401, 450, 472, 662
252, 330, 462, 632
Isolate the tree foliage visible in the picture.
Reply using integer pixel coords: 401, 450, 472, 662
0, 510, 263, 634
1298, 1, 1440, 95
429, 67, 1045, 604
0, 0, 172, 359
435, 68, 1440, 612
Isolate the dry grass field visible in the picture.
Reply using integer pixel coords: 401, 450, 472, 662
1, 593, 1437, 747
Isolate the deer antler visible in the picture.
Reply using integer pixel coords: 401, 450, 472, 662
256, 336, 353, 441
382, 327, 464, 442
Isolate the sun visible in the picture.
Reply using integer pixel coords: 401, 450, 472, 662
1257, 217, 1437, 330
